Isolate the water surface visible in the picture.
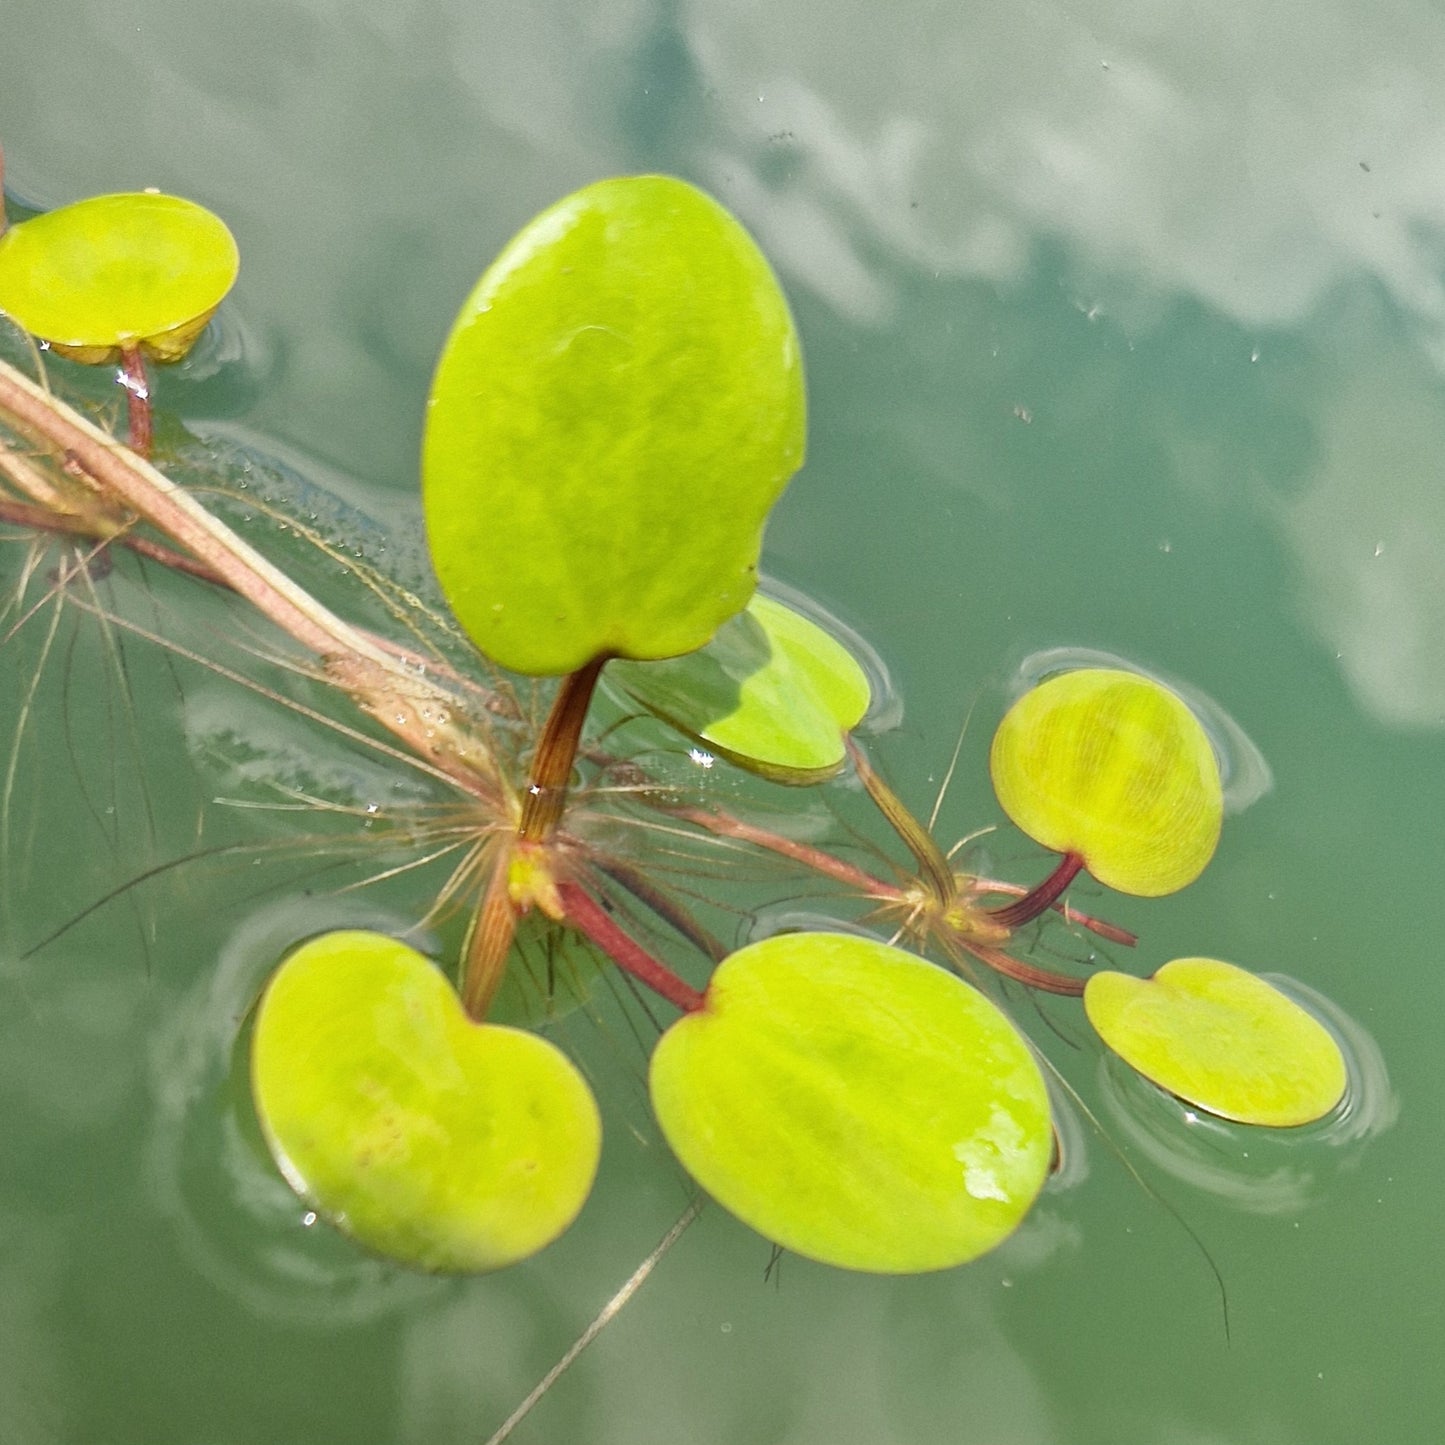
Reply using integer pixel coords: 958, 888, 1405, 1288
2, 1, 1440, 1440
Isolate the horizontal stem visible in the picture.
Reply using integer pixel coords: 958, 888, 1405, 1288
671, 803, 904, 901
0, 493, 230, 584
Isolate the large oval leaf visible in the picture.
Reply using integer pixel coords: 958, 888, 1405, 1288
422, 175, 806, 676
251, 930, 601, 1272
610, 593, 871, 781
989, 667, 1223, 896
650, 931, 1052, 1272
1084, 957, 1347, 1126
0, 191, 238, 363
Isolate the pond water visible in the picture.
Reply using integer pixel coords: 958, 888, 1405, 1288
2, 1, 1442, 1441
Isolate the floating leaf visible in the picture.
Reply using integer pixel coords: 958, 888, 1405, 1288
649, 931, 1052, 1272
0, 191, 239, 363
251, 930, 601, 1272
422, 175, 806, 676
1084, 957, 1348, 1126
989, 667, 1223, 896
611, 593, 871, 781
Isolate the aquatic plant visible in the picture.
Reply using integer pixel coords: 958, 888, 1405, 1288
0, 169, 1351, 1288
0, 186, 237, 457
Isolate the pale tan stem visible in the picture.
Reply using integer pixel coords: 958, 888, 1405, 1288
461, 852, 519, 1020
0, 433, 71, 512
0, 356, 502, 801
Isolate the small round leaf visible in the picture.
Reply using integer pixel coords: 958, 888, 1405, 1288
422, 175, 806, 676
989, 667, 1223, 896
0, 192, 239, 362
611, 593, 871, 781
650, 932, 1052, 1273
251, 930, 601, 1272
1084, 958, 1348, 1127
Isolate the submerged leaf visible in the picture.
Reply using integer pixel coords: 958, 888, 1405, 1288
649, 931, 1052, 1273
0, 191, 238, 362
989, 667, 1223, 896
251, 930, 601, 1272
423, 174, 806, 676
611, 593, 871, 781
1084, 957, 1348, 1126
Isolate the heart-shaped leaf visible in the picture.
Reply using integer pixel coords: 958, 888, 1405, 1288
422, 175, 806, 676
0, 191, 239, 363
1084, 957, 1348, 1126
649, 931, 1052, 1273
610, 593, 871, 781
251, 930, 601, 1272
989, 667, 1223, 896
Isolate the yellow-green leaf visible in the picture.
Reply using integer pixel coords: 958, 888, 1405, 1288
1084, 957, 1348, 1127
989, 667, 1223, 896
422, 175, 805, 676
0, 191, 238, 363
251, 930, 601, 1272
611, 593, 871, 781
650, 931, 1052, 1273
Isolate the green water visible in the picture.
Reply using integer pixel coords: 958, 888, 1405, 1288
2, 1, 1441, 1440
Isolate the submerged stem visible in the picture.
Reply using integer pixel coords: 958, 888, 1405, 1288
118, 346, 152, 459
483, 1198, 704, 1445
557, 880, 705, 1013
846, 736, 956, 904
0, 356, 503, 802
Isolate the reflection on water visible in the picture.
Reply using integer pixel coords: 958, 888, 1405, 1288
5, 0, 1445, 1438
690, 0, 1445, 345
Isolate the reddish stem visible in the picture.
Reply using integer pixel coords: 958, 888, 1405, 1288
0, 494, 230, 584
1056, 905, 1136, 947
972, 873, 1136, 947
557, 881, 706, 1014
119, 346, 152, 459
520, 657, 607, 843
988, 851, 1085, 929
672, 803, 905, 900
963, 940, 1087, 997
